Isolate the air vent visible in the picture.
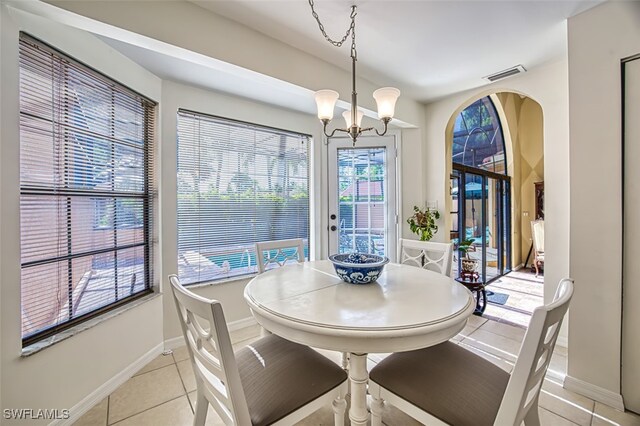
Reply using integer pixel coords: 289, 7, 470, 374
484, 65, 527, 82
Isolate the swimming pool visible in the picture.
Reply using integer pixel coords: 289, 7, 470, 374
207, 246, 310, 271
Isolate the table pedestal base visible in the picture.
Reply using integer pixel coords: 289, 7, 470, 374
348, 352, 369, 426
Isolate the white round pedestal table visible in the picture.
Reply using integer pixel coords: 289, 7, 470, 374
244, 260, 475, 425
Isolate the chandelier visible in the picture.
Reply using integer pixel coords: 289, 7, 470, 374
308, 1, 401, 145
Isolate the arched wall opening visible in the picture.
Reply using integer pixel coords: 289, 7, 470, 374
444, 91, 544, 283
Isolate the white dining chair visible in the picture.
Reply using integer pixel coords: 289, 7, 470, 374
531, 220, 545, 277
255, 239, 350, 370
369, 278, 574, 426
398, 239, 453, 277
169, 275, 348, 426
255, 238, 305, 274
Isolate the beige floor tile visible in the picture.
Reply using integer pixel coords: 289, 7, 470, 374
134, 353, 175, 376
540, 378, 594, 425
498, 310, 534, 328
108, 364, 185, 424
452, 324, 478, 342
229, 324, 261, 344
73, 397, 108, 426
312, 347, 344, 366
187, 392, 228, 426
592, 402, 640, 426
378, 402, 423, 426
231, 335, 261, 353
479, 319, 526, 342
294, 405, 345, 425
176, 359, 197, 393
457, 341, 514, 373
548, 351, 568, 377
172, 345, 190, 362
539, 407, 581, 425
462, 328, 522, 363
111, 396, 193, 426
368, 353, 391, 364
466, 314, 488, 329
555, 343, 569, 357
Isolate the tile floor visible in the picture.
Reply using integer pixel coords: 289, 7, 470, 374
74, 319, 640, 426
483, 269, 545, 328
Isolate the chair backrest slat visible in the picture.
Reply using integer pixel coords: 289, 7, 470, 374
169, 275, 252, 425
398, 239, 453, 277
256, 238, 305, 274
495, 278, 574, 425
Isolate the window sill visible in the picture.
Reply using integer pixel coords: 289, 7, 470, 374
21, 292, 161, 357
186, 273, 257, 289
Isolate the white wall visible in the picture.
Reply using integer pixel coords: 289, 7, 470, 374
0, 6, 164, 424
423, 58, 570, 303
566, 0, 640, 408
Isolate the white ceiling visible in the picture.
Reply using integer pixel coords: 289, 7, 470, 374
191, 0, 603, 102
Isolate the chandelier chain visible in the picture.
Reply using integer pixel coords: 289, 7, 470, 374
308, 0, 357, 58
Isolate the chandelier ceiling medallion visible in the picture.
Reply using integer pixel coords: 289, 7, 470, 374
308, 0, 401, 146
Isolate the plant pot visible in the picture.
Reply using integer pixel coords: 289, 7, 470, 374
461, 258, 478, 273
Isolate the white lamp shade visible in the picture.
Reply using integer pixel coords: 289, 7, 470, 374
342, 109, 364, 128
314, 90, 339, 120
373, 87, 401, 119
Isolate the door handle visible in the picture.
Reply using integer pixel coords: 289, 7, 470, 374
330, 225, 337, 231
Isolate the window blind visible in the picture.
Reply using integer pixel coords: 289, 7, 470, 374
19, 34, 156, 345
177, 110, 310, 285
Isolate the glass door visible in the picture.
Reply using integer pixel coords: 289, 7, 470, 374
453, 168, 511, 283
328, 136, 397, 259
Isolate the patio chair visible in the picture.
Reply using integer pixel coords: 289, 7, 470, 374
369, 278, 574, 426
398, 239, 453, 277
531, 220, 545, 277
169, 275, 348, 426
255, 238, 305, 274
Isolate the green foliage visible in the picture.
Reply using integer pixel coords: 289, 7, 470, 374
407, 206, 440, 241
456, 238, 476, 258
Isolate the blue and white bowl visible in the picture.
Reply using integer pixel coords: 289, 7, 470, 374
329, 253, 389, 284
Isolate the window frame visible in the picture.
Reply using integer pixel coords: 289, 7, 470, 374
19, 33, 156, 347
176, 109, 312, 286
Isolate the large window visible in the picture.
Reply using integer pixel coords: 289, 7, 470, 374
177, 110, 310, 285
19, 34, 155, 345
450, 96, 511, 283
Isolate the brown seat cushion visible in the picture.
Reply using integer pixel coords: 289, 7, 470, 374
369, 341, 510, 426
236, 334, 347, 426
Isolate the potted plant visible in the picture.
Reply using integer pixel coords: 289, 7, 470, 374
407, 206, 440, 241
456, 238, 478, 273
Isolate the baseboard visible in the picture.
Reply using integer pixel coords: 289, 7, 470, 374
228, 316, 257, 332
163, 335, 185, 351
513, 263, 525, 271
563, 375, 625, 411
164, 316, 257, 351
50, 342, 164, 426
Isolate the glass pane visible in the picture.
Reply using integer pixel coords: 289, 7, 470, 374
463, 173, 485, 280
176, 112, 310, 285
452, 97, 507, 174
337, 147, 387, 256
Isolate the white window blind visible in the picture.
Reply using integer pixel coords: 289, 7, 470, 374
19, 34, 155, 345
177, 110, 310, 285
